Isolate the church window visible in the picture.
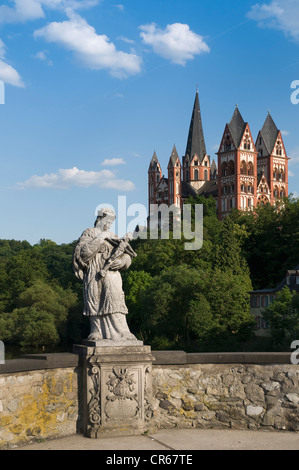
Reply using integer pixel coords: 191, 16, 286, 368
247, 162, 254, 175
259, 149, 263, 157
241, 161, 247, 175
194, 169, 199, 180
157, 175, 160, 182
228, 160, 234, 175
194, 159, 198, 166
204, 169, 208, 181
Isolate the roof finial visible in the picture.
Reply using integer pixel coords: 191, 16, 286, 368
236, 104, 238, 108
196, 83, 198, 93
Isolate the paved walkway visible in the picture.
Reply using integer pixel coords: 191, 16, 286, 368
16, 428, 299, 451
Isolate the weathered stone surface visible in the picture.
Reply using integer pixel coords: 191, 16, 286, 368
285, 393, 299, 404
0, 367, 79, 449
152, 363, 299, 432
246, 405, 264, 417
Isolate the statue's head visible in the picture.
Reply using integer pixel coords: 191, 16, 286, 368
94, 208, 116, 231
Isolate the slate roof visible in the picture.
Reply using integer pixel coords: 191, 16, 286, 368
260, 113, 279, 155
168, 145, 180, 167
181, 179, 218, 200
197, 179, 218, 198
149, 151, 159, 171
185, 90, 207, 162
227, 106, 247, 148
250, 265, 299, 295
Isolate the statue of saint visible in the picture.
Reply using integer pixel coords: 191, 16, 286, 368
73, 208, 139, 343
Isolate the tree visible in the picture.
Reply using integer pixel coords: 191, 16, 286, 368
0, 280, 78, 351
263, 286, 299, 349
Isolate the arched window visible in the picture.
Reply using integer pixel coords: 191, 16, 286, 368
280, 187, 286, 198
240, 161, 247, 175
194, 159, 199, 166
247, 162, 254, 175
273, 186, 278, 198
224, 136, 231, 151
221, 162, 228, 177
204, 169, 208, 181
194, 169, 199, 181
228, 160, 235, 176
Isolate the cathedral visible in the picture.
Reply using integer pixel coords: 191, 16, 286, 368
148, 90, 289, 219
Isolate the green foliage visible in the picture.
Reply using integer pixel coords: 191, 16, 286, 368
232, 197, 299, 289
263, 286, 299, 350
1, 194, 298, 354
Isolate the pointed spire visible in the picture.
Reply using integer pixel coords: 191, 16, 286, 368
228, 106, 247, 148
149, 151, 159, 171
260, 112, 279, 155
185, 89, 207, 162
168, 144, 180, 167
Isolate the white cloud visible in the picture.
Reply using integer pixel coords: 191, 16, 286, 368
139, 22, 210, 65
102, 158, 126, 166
33, 49, 53, 65
117, 36, 135, 44
114, 4, 125, 12
16, 166, 135, 191
281, 129, 290, 136
0, 39, 24, 87
0, 0, 99, 23
34, 12, 142, 78
0, 0, 45, 23
247, 1, 299, 41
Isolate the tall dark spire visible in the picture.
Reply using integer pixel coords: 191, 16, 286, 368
185, 90, 207, 162
228, 105, 247, 148
260, 112, 279, 154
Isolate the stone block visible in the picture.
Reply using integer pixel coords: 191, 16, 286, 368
76, 344, 154, 438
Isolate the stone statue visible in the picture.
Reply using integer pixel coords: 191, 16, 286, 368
73, 208, 140, 343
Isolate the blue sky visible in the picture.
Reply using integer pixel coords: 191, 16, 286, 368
0, 0, 299, 244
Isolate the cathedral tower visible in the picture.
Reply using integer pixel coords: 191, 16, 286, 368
183, 90, 210, 190
255, 112, 289, 205
217, 106, 258, 218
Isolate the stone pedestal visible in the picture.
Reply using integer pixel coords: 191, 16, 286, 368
74, 341, 155, 438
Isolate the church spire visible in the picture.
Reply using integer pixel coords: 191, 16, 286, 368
185, 89, 207, 162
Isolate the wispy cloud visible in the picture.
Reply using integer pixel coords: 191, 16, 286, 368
0, 0, 99, 23
16, 166, 135, 190
139, 22, 210, 65
33, 49, 53, 65
247, 1, 299, 41
102, 158, 126, 166
34, 11, 142, 78
114, 4, 125, 12
0, 39, 24, 87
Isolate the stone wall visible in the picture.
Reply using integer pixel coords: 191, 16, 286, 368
0, 351, 298, 448
0, 354, 80, 449
152, 352, 299, 433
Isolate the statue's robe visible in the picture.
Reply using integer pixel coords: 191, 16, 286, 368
73, 227, 134, 340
